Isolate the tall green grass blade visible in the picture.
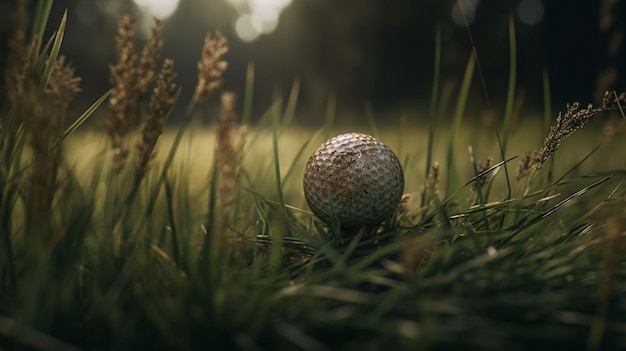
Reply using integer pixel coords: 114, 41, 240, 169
281, 138, 311, 185
504, 176, 615, 243
422, 25, 442, 207
501, 16, 517, 155
468, 145, 490, 230
281, 78, 300, 130
495, 16, 517, 201
40, 10, 67, 90
161, 100, 196, 181
163, 174, 181, 269
31, 0, 54, 54
445, 52, 475, 195
62, 89, 111, 140
553, 131, 620, 186
270, 95, 286, 273
541, 176, 614, 219
568, 179, 624, 235
201, 158, 219, 268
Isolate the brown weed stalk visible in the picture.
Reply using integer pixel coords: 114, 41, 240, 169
136, 20, 164, 95
467, 156, 493, 205
214, 92, 247, 243
4, 0, 29, 106
426, 162, 441, 204
21, 57, 81, 230
106, 13, 163, 173
193, 30, 228, 103
534, 91, 626, 170
135, 58, 177, 181
106, 12, 138, 172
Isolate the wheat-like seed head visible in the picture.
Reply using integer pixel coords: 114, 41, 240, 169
193, 30, 228, 103
135, 58, 177, 180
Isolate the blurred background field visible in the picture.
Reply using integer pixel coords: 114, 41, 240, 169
64, 114, 626, 209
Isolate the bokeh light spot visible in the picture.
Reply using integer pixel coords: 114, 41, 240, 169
132, 0, 180, 19
452, 0, 477, 27
251, 8, 279, 34
518, 0, 544, 26
227, 0, 293, 41
235, 14, 261, 42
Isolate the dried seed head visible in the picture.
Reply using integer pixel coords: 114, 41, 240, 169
533, 91, 626, 170
106, 12, 138, 172
135, 19, 164, 95
303, 133, 404, 234
193, 30, 228, 103
135, 58, 177, 180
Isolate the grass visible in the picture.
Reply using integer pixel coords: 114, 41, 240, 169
1, 1, 626, 350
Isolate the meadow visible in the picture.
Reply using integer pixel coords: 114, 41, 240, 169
1, 1, 626, 350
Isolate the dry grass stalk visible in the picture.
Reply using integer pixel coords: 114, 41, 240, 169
20, 57, 81, 230
534, 91, 626, 170
135, 58, 177, 180
4, 0, 29, 105
193, 30, 228, 103
106, 14, 163, 173
426, 162, 441, 203
215, 92, 247, 241
46, 56, 82, 118
136, 19, 164, 95
394, 193, 413, 227
106, 12, 138, 173
467, 156, 493, 205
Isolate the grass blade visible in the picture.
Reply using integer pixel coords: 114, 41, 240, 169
62, 90, 111, 140
501, 16, 517, 155
444, 52, 475, 195
40, 10, 67, 90
281, 78, 300, 130
31, 0, 54, 54
422, 25, 442, 207
270, 92, 286, 273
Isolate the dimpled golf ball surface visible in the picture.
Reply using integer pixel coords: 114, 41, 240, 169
303, 133, 404, 232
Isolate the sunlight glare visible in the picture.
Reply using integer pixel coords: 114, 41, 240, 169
133, 0, 180, 19
227, 0, 293, 41
235, 14, 261, 42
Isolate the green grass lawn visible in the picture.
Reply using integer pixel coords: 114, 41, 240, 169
3, 117, 625, 351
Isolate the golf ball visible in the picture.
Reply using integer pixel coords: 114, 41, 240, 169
303, 133, 404, 233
